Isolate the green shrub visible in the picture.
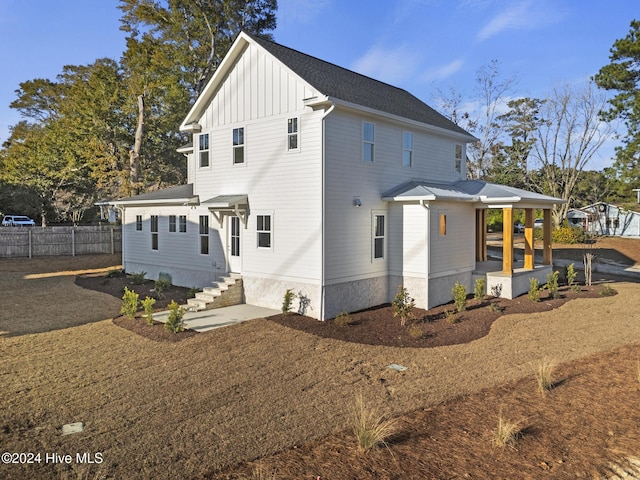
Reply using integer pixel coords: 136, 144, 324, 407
546, 271, 560, 299
128, 271, 147, 285
282, 289, 296, 317
473, 278, 485, 302
552, 226, 587, 244
164, 300, 185, 333
566, 263, 578, 290
153, 279, 170, 299
187, 287, 200, 299
106, 268, 122, 278
599, 284, 617, 297
451, 281, 467, 313
334, 311, 356, 327
392, 285, 415, 326
528, 277, 541, 302
141, 296, 156, 325
120, 287, 140, 319
445, 309, 459, 324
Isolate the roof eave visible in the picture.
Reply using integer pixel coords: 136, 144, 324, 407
329, 98, 478, 142
104, 197, 200, 208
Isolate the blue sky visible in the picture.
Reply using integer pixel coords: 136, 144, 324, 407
0, 0, 636, 169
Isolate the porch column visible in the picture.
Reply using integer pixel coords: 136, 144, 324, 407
502, 207, 514, 274
543, 208, 552, 265
524, 208, 534, 270
475, 209, 487, 261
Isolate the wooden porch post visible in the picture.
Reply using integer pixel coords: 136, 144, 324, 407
502, 207, 513, 274
475, 209, 487, 261
524, 208, 534, 270
543, 208, 553, 265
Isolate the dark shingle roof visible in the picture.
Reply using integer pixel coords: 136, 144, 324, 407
113, 184, 197, 204
246, 33, 472, 137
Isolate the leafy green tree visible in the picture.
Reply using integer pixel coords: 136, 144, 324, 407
594, 20, 640, 183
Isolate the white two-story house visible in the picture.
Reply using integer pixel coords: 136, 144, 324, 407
106, 31, 561, 320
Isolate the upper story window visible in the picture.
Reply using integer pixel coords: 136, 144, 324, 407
179, 215, 187, 233
455, 144, 463, 174
287, 118, 298, 151
362, 122, 374, 163
169, 215, 176, 233
233, 127, 245, 164
403, 132, 413, 167
135, 215, 142, 231
199, 133, 210, 168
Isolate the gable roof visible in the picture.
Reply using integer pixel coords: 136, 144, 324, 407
382, 179, 562, 206
182, 32, 475, 140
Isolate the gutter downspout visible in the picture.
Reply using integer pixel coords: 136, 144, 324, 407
116, 206, 126, 271
320, 104, 335, 321
420, 199, 430, 309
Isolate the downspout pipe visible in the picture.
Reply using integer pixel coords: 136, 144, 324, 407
320, 103, 335, 321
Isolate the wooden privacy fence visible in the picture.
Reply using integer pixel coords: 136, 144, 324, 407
0, 226, 122, 258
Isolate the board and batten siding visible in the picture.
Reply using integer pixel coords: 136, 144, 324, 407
323, 108, 467, 284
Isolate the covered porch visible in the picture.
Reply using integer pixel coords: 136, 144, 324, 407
474, 206, 555, 299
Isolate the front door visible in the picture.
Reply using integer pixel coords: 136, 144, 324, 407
228, 216, 241, 272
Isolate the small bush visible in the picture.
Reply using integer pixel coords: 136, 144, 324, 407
451, 281, 467, 313
490, 283, 503, 298
352, 394, 397, 452
128, 271, 147, 285
187, 287, 200, 299
473, 278, 486, 302
106, 268, 122, 278
120, 287, 140, 319
552, 226, 587, 244
282, 289, 296, 317
164, 300, 185, 333
489, 301, 503, 313
546, 271, 560, 299
334, 311, 356, 327
493, 414, 521, 448
153, 279, 170, 299
535, 358, 555, 394
599, 284, 617, 297
445, 309, 459, 324
392, 285, 415, 326
566, 263, 578, 290
528, 277, 541, 302
407, 323, 424, 339
141, 296, 156, 325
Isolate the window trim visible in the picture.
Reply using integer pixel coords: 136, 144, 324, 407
372, 211, 386, 261
256, 213, 272, 250
233, 127, 245, 165
150, 215, 159, 251
362, 121, 375, 163
402, 131, 413, 167
199, 215, 209, 255
454, 143, 463, 174
199, 133, 210, 168
287, 117, 299, 152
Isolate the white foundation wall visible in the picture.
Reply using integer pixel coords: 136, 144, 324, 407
243, 275, 321, 318
427, 271, 473, 309
388, 275, 427, 310
323, 275, 389, 320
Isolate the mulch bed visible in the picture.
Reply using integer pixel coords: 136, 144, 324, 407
269, 285, 607, 348
75, 270, 197, 342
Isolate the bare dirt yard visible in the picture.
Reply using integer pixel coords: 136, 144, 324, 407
1, 237, 640, 479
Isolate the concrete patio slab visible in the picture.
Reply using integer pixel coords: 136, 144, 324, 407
153, 304, 280, 332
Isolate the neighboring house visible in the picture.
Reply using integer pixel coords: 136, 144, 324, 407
103, 32, 561, 320
568, 203, 640, 237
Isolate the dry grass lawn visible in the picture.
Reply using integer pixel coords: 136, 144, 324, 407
1, 245, 640, 478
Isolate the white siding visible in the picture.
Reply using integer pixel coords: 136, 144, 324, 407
323, 108, 467, 284
428, 201, 476, 276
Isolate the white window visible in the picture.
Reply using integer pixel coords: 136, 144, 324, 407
257, 215, 271, 248
363, 122, 374, 163
199, 215, 209, 254
199, 133, 209, 168
373, 213, 385, 260
403, 131, 413, 167
287, 118, 298, 151
455, 144, 463, 173
233, 127, 244, 164
150, 215, 159, 250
